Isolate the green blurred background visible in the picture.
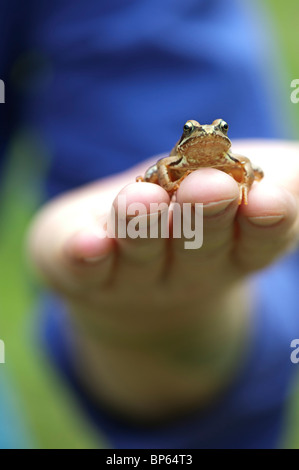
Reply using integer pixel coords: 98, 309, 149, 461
0, 0, 299, 449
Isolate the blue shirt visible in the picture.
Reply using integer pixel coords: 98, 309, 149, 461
0, 0, 298, 449
0, 374, 33, 449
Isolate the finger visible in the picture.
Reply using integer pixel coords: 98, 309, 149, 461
43, 212, 115, 292
112, 182, 170, 284
65, 221, 115, 272
174, 168, 239, 259
233, 180, 298, 272
27, 193, 117, 292
164, 169, 240, 295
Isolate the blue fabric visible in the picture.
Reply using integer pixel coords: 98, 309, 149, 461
0, 0, 297, 449
0, 0, 290, 196
0, 374, 32, 449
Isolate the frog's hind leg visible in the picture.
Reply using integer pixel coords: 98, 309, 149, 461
253, 166, 264, 181
136, 164, 159, 184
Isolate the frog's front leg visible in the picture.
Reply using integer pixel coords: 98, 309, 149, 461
156, 155, 192, 194
229, 154, 258, 205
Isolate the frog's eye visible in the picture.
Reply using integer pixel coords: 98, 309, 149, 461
220, 121, 229, 133
183, 121, 194, 135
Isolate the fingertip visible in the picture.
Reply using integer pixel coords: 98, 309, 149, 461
115, 182, 170, 210
234, 181, 298, 272
176, 168, 240, 206
66, 227, 114, 262
239, 181, 297, 227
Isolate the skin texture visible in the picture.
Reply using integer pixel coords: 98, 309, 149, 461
28, 140, 299, 423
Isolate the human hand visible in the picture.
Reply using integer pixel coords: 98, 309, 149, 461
27, 140, 299, 421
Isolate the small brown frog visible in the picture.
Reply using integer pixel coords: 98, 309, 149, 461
136, 119, 263, 204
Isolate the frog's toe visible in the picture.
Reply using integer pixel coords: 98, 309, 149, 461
239, 185, 248, 205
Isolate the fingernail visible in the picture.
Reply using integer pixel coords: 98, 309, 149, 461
203, 198, 236, 216
248, 215, 284, 226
